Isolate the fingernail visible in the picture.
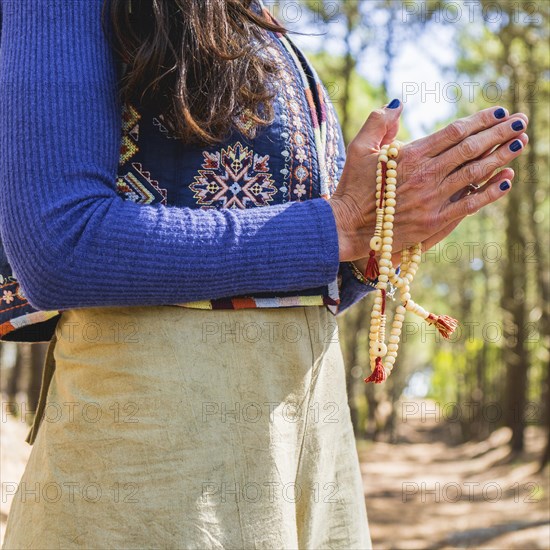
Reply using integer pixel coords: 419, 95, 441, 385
512, 120, 524, 131
510, 140, 522, 152
499, 181, 511, 191
387, 99, 400, 109
494, 108, 506, 119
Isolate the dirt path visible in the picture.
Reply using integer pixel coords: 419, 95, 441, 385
2, 399, 549, 549
361, 409, 550, 549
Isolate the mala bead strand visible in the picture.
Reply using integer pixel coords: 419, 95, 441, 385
364, 140, 458, 385
366, 146, 390, 279
366, 143, 398, 384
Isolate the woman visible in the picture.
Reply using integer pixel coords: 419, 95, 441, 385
0, 0, 528, 548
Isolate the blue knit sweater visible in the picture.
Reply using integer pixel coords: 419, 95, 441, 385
0, 0, 373, 337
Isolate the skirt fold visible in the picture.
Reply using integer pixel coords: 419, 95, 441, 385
2, 305, 371, 549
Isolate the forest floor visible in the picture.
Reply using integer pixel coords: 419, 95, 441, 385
1, 397, 549, 549
361, 401, 550, 549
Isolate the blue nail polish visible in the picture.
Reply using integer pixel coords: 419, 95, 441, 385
387, 99, 400, 109
510, 140, 522, 152
494, 108, 506, 119
512, 120, 524, 131
499, 181, 510, 191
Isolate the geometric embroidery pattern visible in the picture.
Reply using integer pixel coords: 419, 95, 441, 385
119, 103, 141, 165
267, 43, 314, 201
190, 142, 277, 209
116, 162, 168, 205
116, 103, 168, 206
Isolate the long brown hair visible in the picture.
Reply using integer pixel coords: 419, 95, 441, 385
102, 0, 287, 145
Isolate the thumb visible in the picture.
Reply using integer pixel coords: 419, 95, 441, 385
353, 99, 403, 154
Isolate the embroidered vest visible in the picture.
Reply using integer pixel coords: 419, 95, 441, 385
0, 3, 347, 342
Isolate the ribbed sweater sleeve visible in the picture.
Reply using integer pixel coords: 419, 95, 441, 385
0, 0, 340, 311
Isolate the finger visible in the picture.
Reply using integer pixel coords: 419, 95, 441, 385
382, 119, 400, 147
444, 133, 528, 196
351, 99, 403, 155
448, 167, 515, 203
437, 116, 529, 177
414, 106, 511, 158
468, 112, 529, 163
440, 170, 515, 226
428, 169, 515, 249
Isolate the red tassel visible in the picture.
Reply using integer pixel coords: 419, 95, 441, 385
365, 250, 379, 279
427, 313, 458, 339
364, 357, 387, 384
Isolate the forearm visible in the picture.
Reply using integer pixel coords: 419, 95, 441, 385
0, 0, 340, 311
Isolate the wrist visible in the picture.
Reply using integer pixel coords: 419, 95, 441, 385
347, 261, 378, 288
328, 198, 353, 261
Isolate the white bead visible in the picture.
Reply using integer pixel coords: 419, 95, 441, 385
396, 305, 406, 315
385, 355, 396, 365
388, 147, 398, 157
369, 236, 382, 251
386, 177, 397, 185
379, 257, 392, 266
388, 343, 398, 351
385, 191, 396, 199
382, 237, 392, 244
401, 292, 411, 302
385, 207, 395, 215
389, 335, 400, 344
386, 169, 397, 178
379, 266, 390, 275
375, 342, 388, 356
379, 154, 388, 163
387, 160, 397, 169
386, 199, 396, 207
384, 215, 394, 222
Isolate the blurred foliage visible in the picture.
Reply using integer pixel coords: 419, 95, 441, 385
283, 0, 549, 459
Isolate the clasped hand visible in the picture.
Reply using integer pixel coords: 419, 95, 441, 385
329, 101, 529, 270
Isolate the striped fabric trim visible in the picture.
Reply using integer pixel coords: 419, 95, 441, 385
0, 310, 60, 339
175, 294, 336, 311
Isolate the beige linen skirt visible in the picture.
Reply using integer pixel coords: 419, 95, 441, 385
2, 305, 372, 549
